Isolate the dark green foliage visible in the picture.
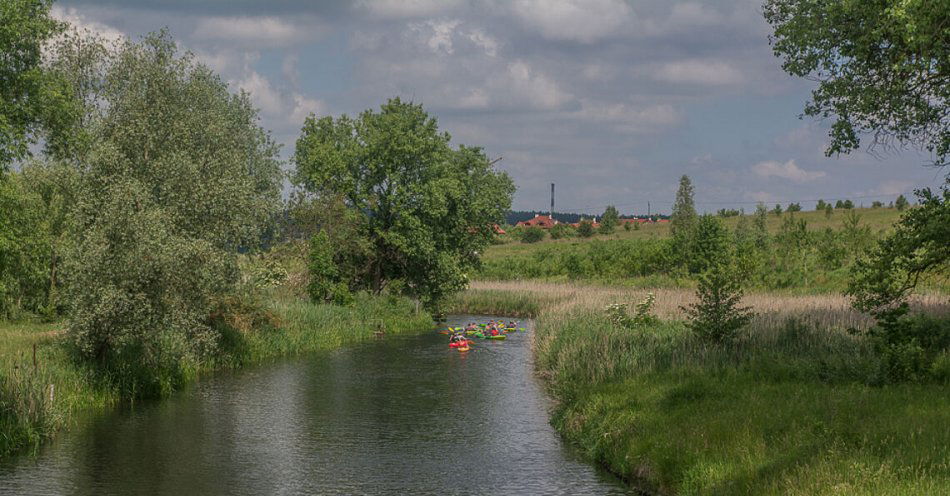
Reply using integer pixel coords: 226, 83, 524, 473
520, 226, 545, 243
307, 231, 352, 305
671, 175, 696, 248
771, 204, 783, 216
716, 208, 740, 217
549, 223, 575, 240
895, 194, 909, 211
824, 203, 833, 218
293, 98, 514, 308
688, 214, 729, 274
765, 0, 950, 165
576, 219, 595, 238
0, 174, 50, 318
871, 201, 883, 208
599, 205, 619, 234
0, 0, 63, 167
862, 306, 950, 383
815, 199, 827, 210
682, 263, 754, 343
787, 202, 802, 212
849, 184, 949, 312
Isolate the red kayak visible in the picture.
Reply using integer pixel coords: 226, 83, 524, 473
449, 340, 474, 348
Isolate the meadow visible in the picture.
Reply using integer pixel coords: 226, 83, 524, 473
447, 277, 950, 494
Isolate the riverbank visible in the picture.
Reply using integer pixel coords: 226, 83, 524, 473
0, 295, 432, 459
447, 281, 950, 495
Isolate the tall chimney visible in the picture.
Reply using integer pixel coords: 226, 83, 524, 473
550, 183, 555, 219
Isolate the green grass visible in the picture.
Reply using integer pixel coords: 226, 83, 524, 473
447, 285, 950, 494
0, 294, 433, 460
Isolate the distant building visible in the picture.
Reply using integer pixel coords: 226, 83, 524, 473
516, 214, 558, 229
569, 218, 600, 228
493, 224, 506, 235
618, 218, 651, 225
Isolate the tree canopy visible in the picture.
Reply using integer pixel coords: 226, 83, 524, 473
0, 0, 63, 167
293, 98, 514, 308
765, 0, 949, 165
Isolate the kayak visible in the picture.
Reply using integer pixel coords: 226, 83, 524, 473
458, 345, 470, 352
488, 334, 506, 340
449, 340, 474, 348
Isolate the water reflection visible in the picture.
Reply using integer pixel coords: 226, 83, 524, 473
1, 315, 635, 495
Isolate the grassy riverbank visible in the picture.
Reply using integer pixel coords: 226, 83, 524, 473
0, 294, 432, 459
448, 281, 950, 495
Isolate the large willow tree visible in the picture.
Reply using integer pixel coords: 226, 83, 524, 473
294, 98, 514, 309
59, 32, 282, 395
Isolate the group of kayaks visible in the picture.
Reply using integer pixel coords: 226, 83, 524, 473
441, 321, 526, 352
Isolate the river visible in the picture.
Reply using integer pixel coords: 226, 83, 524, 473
0, 315, 635, 495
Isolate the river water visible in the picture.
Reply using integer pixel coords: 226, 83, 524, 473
0, 315, 634, 495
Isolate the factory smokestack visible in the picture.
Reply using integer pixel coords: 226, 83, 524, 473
550, 183, 555, 219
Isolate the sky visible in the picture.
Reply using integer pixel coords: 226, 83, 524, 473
52, 0, 947, 215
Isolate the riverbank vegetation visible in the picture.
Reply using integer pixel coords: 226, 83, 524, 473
1, 2, 441, 460
447, 280, 950, 494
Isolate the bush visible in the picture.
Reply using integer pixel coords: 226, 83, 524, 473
577, 220, 595, 238
550, 223, 575, 239
864, 307, 950, 383
520, 226, 546, 243
682, 263, 754, 342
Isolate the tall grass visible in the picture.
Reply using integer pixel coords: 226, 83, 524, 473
449, 281, 950, 494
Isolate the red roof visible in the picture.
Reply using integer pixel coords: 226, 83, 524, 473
516, 214, 558, 228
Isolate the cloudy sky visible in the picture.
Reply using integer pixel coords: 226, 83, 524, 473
53, 0, 946, 214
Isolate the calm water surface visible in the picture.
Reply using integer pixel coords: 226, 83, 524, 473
0, 315, 635, 495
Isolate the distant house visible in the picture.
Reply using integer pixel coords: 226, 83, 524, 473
569, 218, 600, 228
619, 218, 651, 225
493, 224, 506, 235
516, 214, 558, 229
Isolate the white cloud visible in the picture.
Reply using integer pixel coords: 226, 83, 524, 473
501, 61, 572, 109
358, 0, 464, 19
654, 60, 743, 86
234, 71, 284, 116
574, 100, 683, 132
510, 0, 631, 43
51, 6, 126, 43
289, 94, 327, 124
466, 28, 498, 57
409, 19, 461, 54
752, 159, 826, 182
192, 17, 313, 47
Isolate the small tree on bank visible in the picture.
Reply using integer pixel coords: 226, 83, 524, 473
577, 219, 595, 238
682, 262, 755, 343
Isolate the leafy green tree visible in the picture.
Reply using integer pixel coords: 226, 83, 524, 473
0, 0, 63, 167
62, 32, 283, 395
576, 219, 595, 238
871, 201, 883, 208
816, 199, 827, 210
688, 214, 730, 274
895, 194, 909, 211
835, 200, 845, 209
765, 0, 950, 165
293, 98, 514, 308
849, 184, 949, 312
599, 205, 619, 234
787, 202, 802, 212
772, 203, 783, 216
671, 175, 697, 242
842, 199, 854, 209
824, 203, 833, 218
0, 173, 50, 317
682, 262, 755, 343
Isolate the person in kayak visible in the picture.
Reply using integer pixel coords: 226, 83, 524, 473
508, 321, 517, 329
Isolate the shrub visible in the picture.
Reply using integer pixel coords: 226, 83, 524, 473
682, 263, 754, 342
577, 220, 595, 238
550, 223, 575, 239
520, 226, 546, 243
